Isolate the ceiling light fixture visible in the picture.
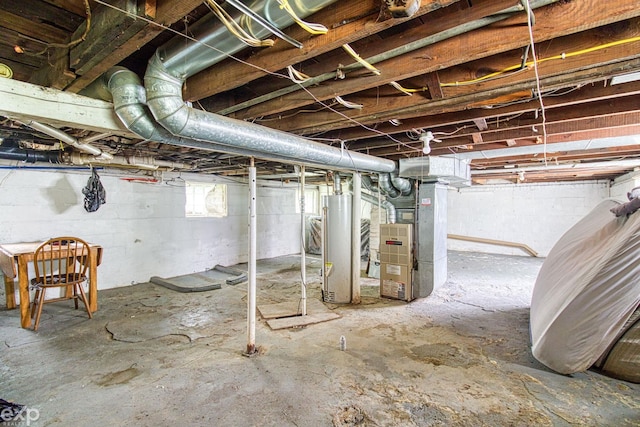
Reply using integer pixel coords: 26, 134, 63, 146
420, 131, 441, 155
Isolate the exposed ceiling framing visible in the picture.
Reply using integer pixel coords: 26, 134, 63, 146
0, 0, 639, 184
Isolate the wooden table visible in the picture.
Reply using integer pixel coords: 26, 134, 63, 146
0, 241, 103, 328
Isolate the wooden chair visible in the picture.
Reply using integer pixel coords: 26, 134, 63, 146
30, 237, 93, 331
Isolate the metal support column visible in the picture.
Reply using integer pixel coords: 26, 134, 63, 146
351, 172, 362, 304
246, 159, 257, 355
300, 165, 307, 315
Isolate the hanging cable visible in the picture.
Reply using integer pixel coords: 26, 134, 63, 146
92, 0, 411, 149
335, 96, 364, 110
15, 0, 91, 56
342, 44, 382, 76
524, 0, 548, 166
277, 0, 329, 35
205, 0, 274, 47
389, 81, 414, 96
225, 0, 303, 48
287, 65, 312, 83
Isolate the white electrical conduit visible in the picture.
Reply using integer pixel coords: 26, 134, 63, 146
19, 120, 113, 160
66, 152, 189, 170
18, 119, 189, 170
445, 135, 640, 161
472, 159, 640, 175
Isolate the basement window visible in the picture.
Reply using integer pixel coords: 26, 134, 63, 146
185, 182, 227, 218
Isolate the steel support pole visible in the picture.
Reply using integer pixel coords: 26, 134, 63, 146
300, 165, 307, 316
351, 172, 362, 304
246, 159, 257, 355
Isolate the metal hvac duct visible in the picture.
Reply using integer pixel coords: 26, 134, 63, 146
139, 0, 398, 175
378, 172, 401, 198
86, 0, 406, 180
361, 191, 397, 224
144, 55, 397, 174
105, 67, 323, 164
157, 0, 338, 80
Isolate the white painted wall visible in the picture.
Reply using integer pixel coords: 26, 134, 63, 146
447, 181, 610, 257
0, 168, 301, 290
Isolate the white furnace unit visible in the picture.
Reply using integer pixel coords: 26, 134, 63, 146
380, 223, 414, 302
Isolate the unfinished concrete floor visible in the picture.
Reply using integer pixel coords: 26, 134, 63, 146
1, 251, 638, 426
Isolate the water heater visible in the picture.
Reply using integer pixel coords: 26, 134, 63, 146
322, 194, 352, 303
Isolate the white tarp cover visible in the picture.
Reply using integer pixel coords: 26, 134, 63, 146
530, 199, 640, 374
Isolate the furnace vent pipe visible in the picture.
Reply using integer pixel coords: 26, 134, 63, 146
333, 173, 342, 195
365, 172, 413, 198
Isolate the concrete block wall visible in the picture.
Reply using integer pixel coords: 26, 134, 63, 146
0, 168, 301, 290
447, 181, 610, 257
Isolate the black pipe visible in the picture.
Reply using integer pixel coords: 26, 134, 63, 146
0, 146, 61, 163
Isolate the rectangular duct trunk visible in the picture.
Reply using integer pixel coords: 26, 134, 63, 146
399, 156, 471, 187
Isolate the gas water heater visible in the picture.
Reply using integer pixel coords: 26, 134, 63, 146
321, 194, 353, 303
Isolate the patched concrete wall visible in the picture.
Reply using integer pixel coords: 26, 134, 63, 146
447, 181, 610, 257
0, 169, 301, 290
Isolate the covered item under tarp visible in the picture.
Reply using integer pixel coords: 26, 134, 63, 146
530, 199, 640, 378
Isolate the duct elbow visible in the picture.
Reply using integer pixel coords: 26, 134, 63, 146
145, 55, 191, 135
378, 173, 400, 198
390, 171, 413, 196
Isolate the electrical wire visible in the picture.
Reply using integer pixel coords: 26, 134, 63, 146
523, 0, 548, 166
15, 0, 91, 56
439, 36, 640, 87
342, 44, 381, 76
91, 0, 416, 151
204, 0, 274, 47
277, 0, 328, 35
